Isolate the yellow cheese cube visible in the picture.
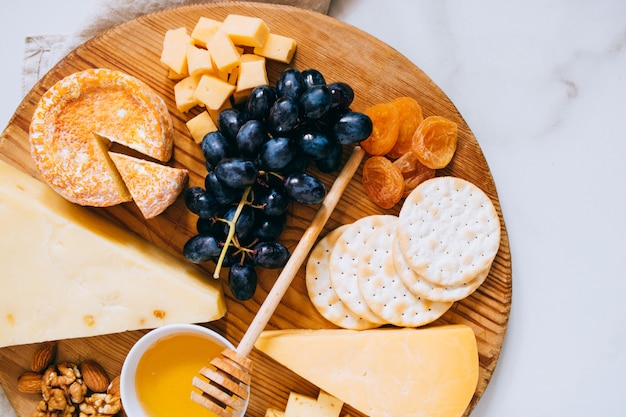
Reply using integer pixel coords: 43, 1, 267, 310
264, 409, 285, 417
174, 76, 201, 113
168, 68, 188, 80
232, 88, 252, 105
236, 57, 268, 92
193, 74, 236, 110
191, 16, 222, 48
316, 391, 343, 417
226, 66, 240, 86
160, 27, 191, 74
221, 14, 270, 47
186, 111, 218, 143
284, 392, 318, 417
254, 33, 297, 63
239, 54, 265, 63
186, 44, 215, 77
208, 100, 232, 125
207, 29, 241, 73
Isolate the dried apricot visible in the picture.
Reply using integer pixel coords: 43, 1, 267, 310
360, 102, 400, 156
411, 115, 458, 169
386, 97, 424, 159
392, 151, 435, 197
361, 156, 404, 209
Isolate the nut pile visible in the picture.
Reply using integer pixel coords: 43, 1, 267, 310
16, 341, 121, 417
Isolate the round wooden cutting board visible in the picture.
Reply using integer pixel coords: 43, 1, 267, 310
0, 2, 512, 417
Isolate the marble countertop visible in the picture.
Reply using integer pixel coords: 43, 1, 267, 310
1, 1, 625, 416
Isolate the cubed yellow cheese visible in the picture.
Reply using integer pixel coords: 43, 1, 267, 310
207, 29, 241, 73
160, 27, 191, 75
236, 56, 268, 92
284, 392, 318, 417
226, 66, 240, 86
221, 14, 270, 47
264, 409, 285, 417
174, 76, 201, 113
191, 16, 222, 48
186, 44, 215, 77
232, 88, 253, 105
316, 391, 343, 417
239, 53, 265, 63
186, 111, 218, 143
254, 32, 297, 63
193, 74, 236, 110
0, 160, 226, 348
255, 326, 479, 417
168, 68, 188, 80
208, 99, 232, 125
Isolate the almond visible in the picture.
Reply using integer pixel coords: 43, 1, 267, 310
81, 359, 109, 393
17, 371, 42, 394
30, 341, 57, 373
107, 375, 120, 398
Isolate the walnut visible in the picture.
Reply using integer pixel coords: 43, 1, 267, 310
40, 366, 56, 401
68, 380, 87, 404
31, 391, 75, 417
47, 389, 67, 411
23, 358, 120, 417
32, 400, 48, 417
56, 363, 78, 386
81, 393, 121, 416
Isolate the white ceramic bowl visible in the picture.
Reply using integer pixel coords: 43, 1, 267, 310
120, 323, 249, 417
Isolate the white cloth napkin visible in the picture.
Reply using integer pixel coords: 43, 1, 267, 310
21, 0, 331, 95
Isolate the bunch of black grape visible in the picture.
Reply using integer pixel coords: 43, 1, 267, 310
183, 67, 372, 301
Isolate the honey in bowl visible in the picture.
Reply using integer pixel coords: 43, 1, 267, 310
120, 324, 248, 417
135, 333, 223, 416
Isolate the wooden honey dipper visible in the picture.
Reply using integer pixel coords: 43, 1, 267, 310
191, 146, 365, 417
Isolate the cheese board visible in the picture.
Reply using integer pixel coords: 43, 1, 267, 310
0, 2, 512, 417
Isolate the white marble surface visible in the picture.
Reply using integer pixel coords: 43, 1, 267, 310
2, 0, 626, 416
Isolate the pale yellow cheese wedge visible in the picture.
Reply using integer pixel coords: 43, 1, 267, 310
0, 160, 226, 347
255, 325, 478, 417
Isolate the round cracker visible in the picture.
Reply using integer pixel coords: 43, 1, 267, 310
392, 238, 489, 302
306, 226, 380, 330
397, 176, 500, 287
329, 215, 397, 324
357, 221, 452, 327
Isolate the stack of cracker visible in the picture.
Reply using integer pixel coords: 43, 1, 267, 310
306, 176, 501, 329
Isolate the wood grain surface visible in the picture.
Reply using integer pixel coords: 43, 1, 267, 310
0, 2, 512, 417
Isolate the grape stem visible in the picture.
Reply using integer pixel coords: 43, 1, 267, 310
213, 186, 252, 278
